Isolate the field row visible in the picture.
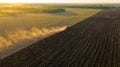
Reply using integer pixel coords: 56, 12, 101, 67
0, 9, 120, 67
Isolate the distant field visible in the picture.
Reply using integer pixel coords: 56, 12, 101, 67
0, 4, 101, 59
42, 3, 120, 9
0, 4, 65, 15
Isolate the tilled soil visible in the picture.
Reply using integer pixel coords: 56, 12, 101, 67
0, 9, 120, 67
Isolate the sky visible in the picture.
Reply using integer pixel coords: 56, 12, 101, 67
0, 0, 120, 3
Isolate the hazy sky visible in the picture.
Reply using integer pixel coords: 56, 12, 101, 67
0, 0, 120, 3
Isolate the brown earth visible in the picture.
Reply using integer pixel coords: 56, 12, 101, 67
0, 9, 120, 67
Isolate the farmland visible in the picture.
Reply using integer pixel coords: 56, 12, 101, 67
0, 4, 66, 15
0, 3, 120, 67
0, 4, 101, 59
0, 9, 119, 67
39, 3, 120, 9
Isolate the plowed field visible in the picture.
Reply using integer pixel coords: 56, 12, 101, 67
0, 9, 120, 67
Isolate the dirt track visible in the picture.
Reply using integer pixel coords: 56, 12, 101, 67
0, 9, 120, 67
